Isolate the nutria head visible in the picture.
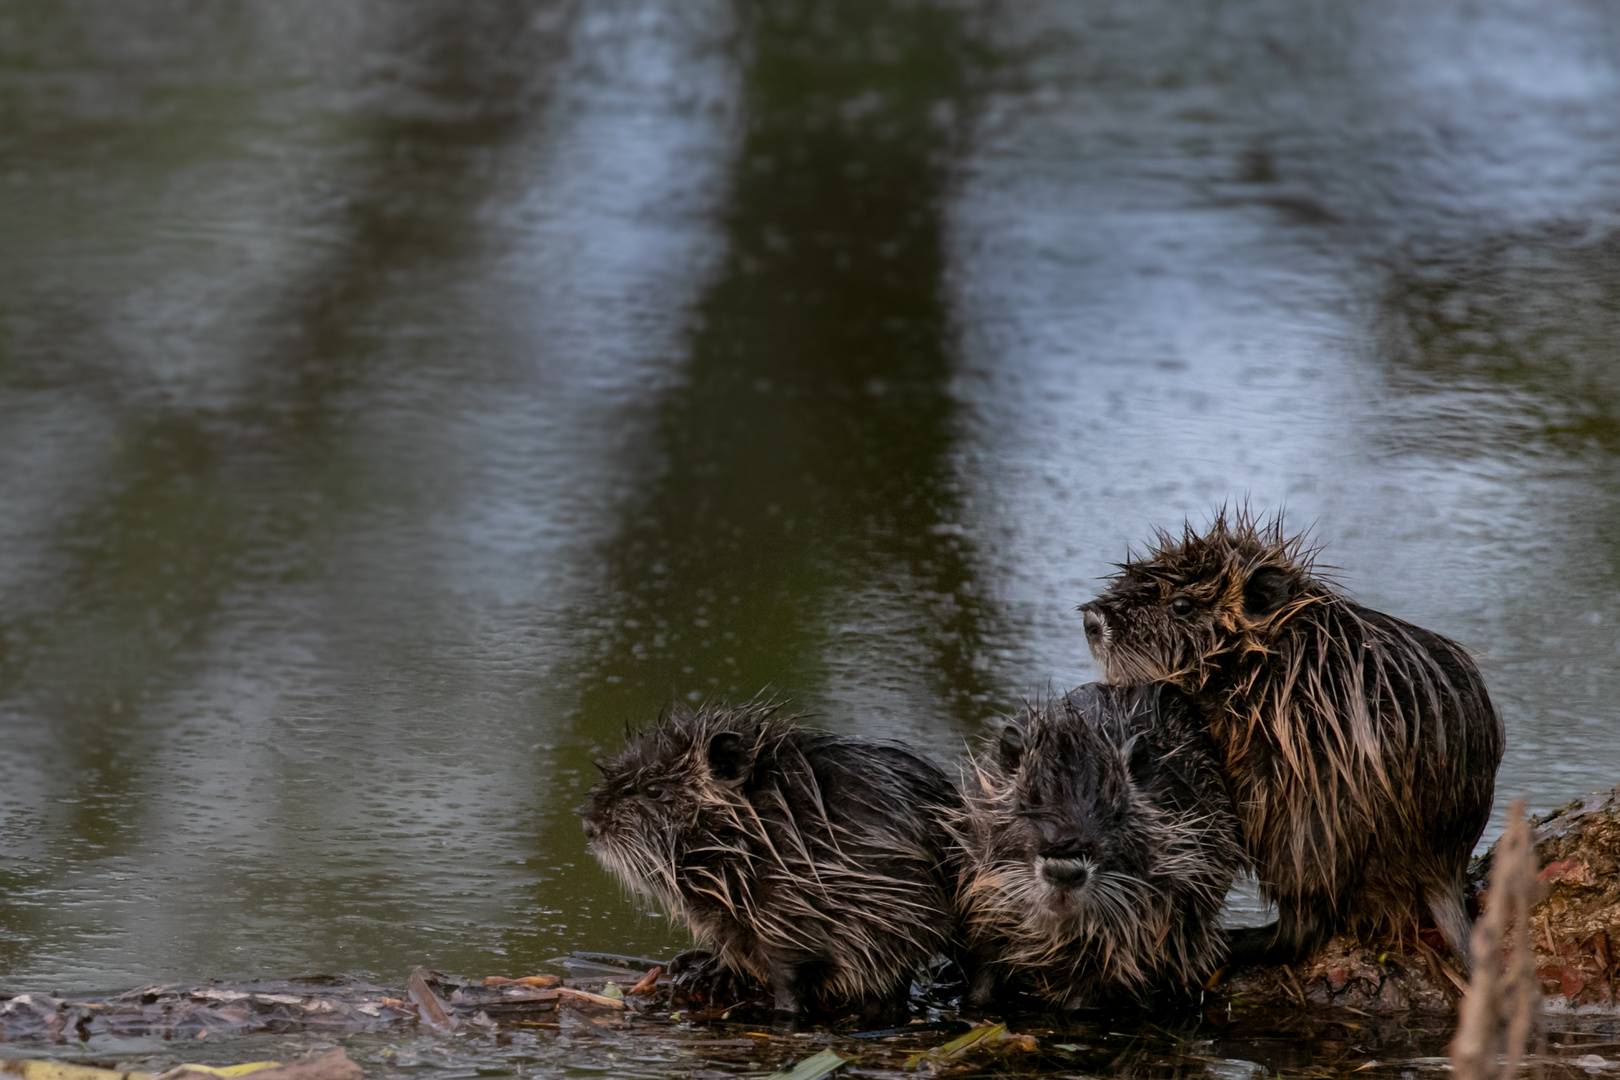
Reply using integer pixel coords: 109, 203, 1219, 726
953, 686, 1243, 1005
1082, 513, 1504, 969
951, 684, 1248, 1006
999, 713, 1153, 905
966, 699, 1166, 953
578, 702, 771, 911
1080, 510, 1319, 691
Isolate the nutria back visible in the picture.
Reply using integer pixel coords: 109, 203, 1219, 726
579, 699, 959, 1014
1080, 511, 1504, 962
952, 683, 1245, 1009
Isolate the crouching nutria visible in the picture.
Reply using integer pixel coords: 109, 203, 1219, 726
1079, 511, 1503, 966
951, 683, 1245, 1009
578, 699, 959, 1018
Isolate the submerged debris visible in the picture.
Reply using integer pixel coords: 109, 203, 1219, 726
0, 966, 627, 1044
405, 970, 454, 1034
762, 1049, 850, 1080
901, 1022, 1037, 1071
0, 1050, 360, 1080
0, 981, 418, 1043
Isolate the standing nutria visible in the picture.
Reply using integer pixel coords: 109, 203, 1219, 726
1079, 511, 1504, 966
578, 699, 959, 1017
952, 683, 1245, 1009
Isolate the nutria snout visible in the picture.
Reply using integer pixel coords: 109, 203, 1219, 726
1037, 856, 1093, 889
1081, 606, 1107, 649
1081, 510, 1503, 968
580, 698, 960, 1017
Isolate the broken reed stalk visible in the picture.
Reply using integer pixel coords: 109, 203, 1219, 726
1451, 800, 1542, 1080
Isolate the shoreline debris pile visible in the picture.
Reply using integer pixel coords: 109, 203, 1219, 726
1219, 786, 1620, 1015
8, 785, 1620, 1054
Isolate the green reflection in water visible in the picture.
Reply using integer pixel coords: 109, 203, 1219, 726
570, 0, 998, 732
526, 0, 1002, 958
1379, 231, 1620, 455
0, 3, 564, 981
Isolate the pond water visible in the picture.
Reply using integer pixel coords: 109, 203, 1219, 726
5, 0, 1620, 1074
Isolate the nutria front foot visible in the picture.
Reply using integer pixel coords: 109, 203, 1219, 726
1225, 924, 1304, 968
771, 983, 802, 1016
668, 949, 761, 1008
854, 980, 913, 1028
965, 966, 1001, 1010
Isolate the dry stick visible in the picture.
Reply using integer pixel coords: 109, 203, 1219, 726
408, 967, 456, 1033
628, 966, 663, 996
1452, 801, 1542, 1080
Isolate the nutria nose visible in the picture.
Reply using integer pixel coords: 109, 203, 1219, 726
580, 816, 598, 842
1081, 607, 1105, 643
1040, 858, 1092, 889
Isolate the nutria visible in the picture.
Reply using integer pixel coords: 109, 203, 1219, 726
1079, 511, 1503, 966
578, 699, 959, 1016
951, 683, 1245, 1009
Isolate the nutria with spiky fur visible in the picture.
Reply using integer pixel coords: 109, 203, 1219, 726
951, 683, 1245, 1009
1079, 512, 1503, 966
578, 699, 960, 1016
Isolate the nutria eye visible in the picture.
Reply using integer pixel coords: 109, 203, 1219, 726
643, 784, 665, 800
1169, 596, 1194, 616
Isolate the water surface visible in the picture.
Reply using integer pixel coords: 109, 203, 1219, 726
4, 0, 1620, 1072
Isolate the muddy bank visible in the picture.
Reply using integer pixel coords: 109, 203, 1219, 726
0, 959, 1471, 1079
7, 786, 1620, 1050
1220, 785, 1620, 1014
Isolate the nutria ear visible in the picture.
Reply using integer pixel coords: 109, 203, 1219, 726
996, 724, 1026, 772
706, 731, 754, 785
1119, 733, 1150, 780
1242, 565, 1294, 617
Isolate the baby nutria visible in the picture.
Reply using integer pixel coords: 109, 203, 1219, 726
952, 682, 1245, 1009
579, 699, 959, 1017
1079, 511, 1503, 966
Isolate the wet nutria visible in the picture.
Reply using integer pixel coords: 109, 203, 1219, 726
578, 699, 959, 1016
1079, 511, 1504, 966
951, 683, 1245, 1009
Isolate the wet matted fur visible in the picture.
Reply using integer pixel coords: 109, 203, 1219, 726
579, 699, 959, 1014
951, 683, 1244, 1009
1080, 511, 1503, 964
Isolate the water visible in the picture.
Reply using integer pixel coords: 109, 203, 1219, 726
4, 0, 1620, 1072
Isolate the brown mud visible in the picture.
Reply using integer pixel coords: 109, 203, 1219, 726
1219, 785, 1620, 1016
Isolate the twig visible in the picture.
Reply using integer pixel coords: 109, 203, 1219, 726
407, 968, 456, 1032
1452, 801, 1544, 1080
628, 966, 662, 996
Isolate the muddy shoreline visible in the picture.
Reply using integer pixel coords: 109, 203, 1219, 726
7, 786, 1620, 1080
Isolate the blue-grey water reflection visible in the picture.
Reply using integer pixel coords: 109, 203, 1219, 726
3, 0, 1620, 1016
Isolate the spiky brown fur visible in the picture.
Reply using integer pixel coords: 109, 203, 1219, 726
950, 684, 1245, 1009
1080, 511, 1503, 964
579, 699, 959, 1014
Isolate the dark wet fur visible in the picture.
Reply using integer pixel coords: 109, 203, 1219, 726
951, 683, 1245, 1009
1080, 511, 1504, 966
579, 699, 959, 1016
